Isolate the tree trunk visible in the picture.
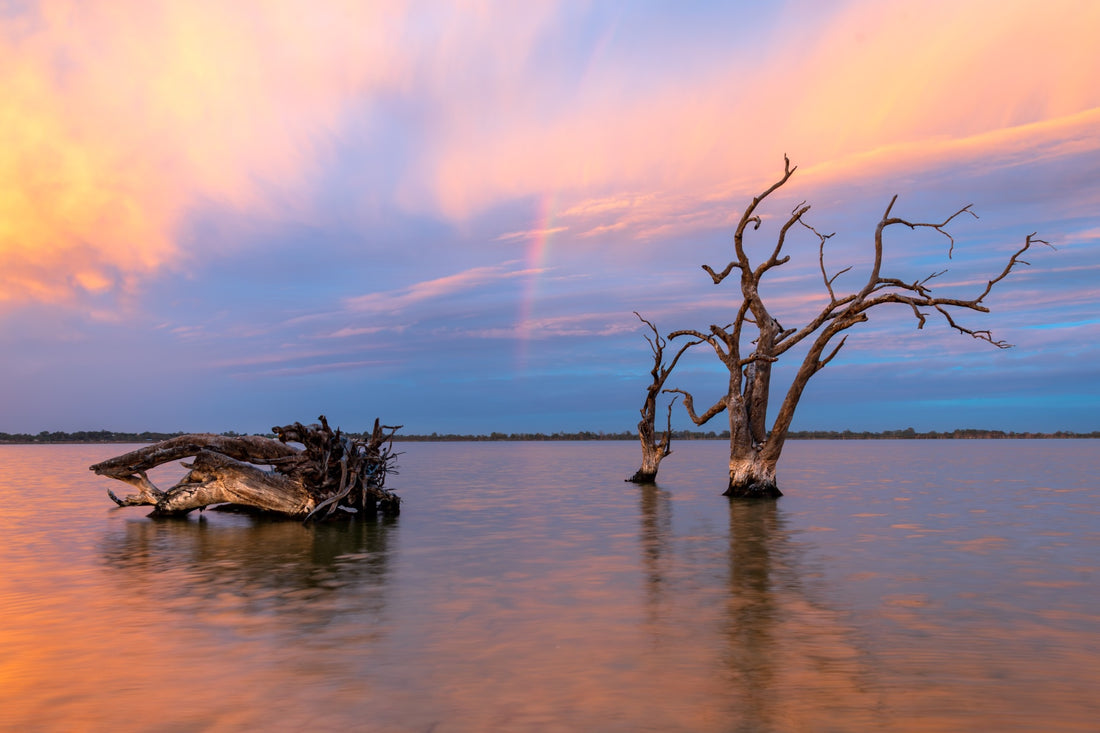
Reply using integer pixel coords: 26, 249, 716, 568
627, 420, 666, 484
726, 452, 782, 498
151, 450, 319, 515
629, 431, 660, 482
725, 385, 782, 498
90, 417, 401, 520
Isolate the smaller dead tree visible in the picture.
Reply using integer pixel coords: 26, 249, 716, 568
91, 416, 401, 520
626, 312, 700, 483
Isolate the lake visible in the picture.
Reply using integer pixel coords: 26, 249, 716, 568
1, 440, 1098, 731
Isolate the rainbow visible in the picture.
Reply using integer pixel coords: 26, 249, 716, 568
515, 193, 559, 369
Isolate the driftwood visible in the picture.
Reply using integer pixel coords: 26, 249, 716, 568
90, 416, 401, 520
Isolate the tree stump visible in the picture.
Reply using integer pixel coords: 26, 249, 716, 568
90, 416, 401, 520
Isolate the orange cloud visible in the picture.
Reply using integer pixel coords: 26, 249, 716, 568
0, 49, 172, 304
0, 0, 410, 309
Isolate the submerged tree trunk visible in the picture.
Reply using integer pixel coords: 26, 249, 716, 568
726, 451, 781, 499
627, 417, 668, 484
724, 396, 782, 498
90, 417, 401, 520
626, 312, 697, 484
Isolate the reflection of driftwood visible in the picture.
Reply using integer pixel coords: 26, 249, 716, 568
90, 416, 401, 520
101, 514, 396, 611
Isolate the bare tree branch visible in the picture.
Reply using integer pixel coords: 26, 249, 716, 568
663, 388, 727, 426
887, 202, 979, 258
754, 201, 809, 280
971, 233, 1053, 303
703, 154, 796, 285
702, 261, 739, 284
660, 393, 680, 455
817, 335, 849, 371
670, 327, 728, 362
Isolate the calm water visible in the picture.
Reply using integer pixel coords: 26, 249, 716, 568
1, 440, 1098, 732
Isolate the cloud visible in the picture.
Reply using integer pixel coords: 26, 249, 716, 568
1058, 227, 1100, 246
0, 0, 412, 309
554, 190, 741, 242
4, 0, 1098, 314
416, 0, 1100, 236
229, 359, 393, 379
495, 226, 568, 243
343, 262, 543, 314
322, 325, 405, 339
471, 311, 637, 340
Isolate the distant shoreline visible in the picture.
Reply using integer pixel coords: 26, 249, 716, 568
2, 428, 1097, 445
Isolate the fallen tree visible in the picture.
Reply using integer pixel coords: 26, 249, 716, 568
90, 416, 401, 520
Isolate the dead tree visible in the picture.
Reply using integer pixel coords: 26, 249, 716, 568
627, 312, 700, 483
91, 416, 401, 519
667, 157, 1050, 498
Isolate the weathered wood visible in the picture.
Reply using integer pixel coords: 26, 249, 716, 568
91, 416, 401, 519
90, 434, 300, 478
627, 312, 699, 484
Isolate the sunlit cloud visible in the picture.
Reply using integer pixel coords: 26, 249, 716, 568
556, 190, 741, 243
417, 0, 1100, 238
322, 325, 405, 339
496, 226, 568, 243
4, 0, 1097, 312
344, 262, 544, 314
208, 348, 358, 370
230, 359, 393, 379
0, 0, 411, 309
1059, 227, 1100, 246
469, 311, 636, 340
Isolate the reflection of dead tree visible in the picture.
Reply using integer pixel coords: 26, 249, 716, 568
638, 483, 672, 624
722, 500, 884, 727
627, 312, 701, 483
91, 416, 401, 520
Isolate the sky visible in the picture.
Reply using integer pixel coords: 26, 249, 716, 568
1, 0, 1098, 436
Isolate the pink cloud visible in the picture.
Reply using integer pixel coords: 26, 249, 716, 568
343, 262, 543, 314
418, 0, 1100, 237
323, 325, 405, 339
4, 0, 1097, 313
230, 359, 393, 379
469, 311, 637, 340
496, 226, 568, 243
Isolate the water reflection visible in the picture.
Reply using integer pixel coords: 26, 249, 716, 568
3, 442, 1097, 730
723, 500, 886, 730
724, 500, 782, 730
633, 477, 885, 730
99, 515, 397, 632
638, 483, 672, 619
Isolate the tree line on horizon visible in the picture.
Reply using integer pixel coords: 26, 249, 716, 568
3, 427, 1097, 445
